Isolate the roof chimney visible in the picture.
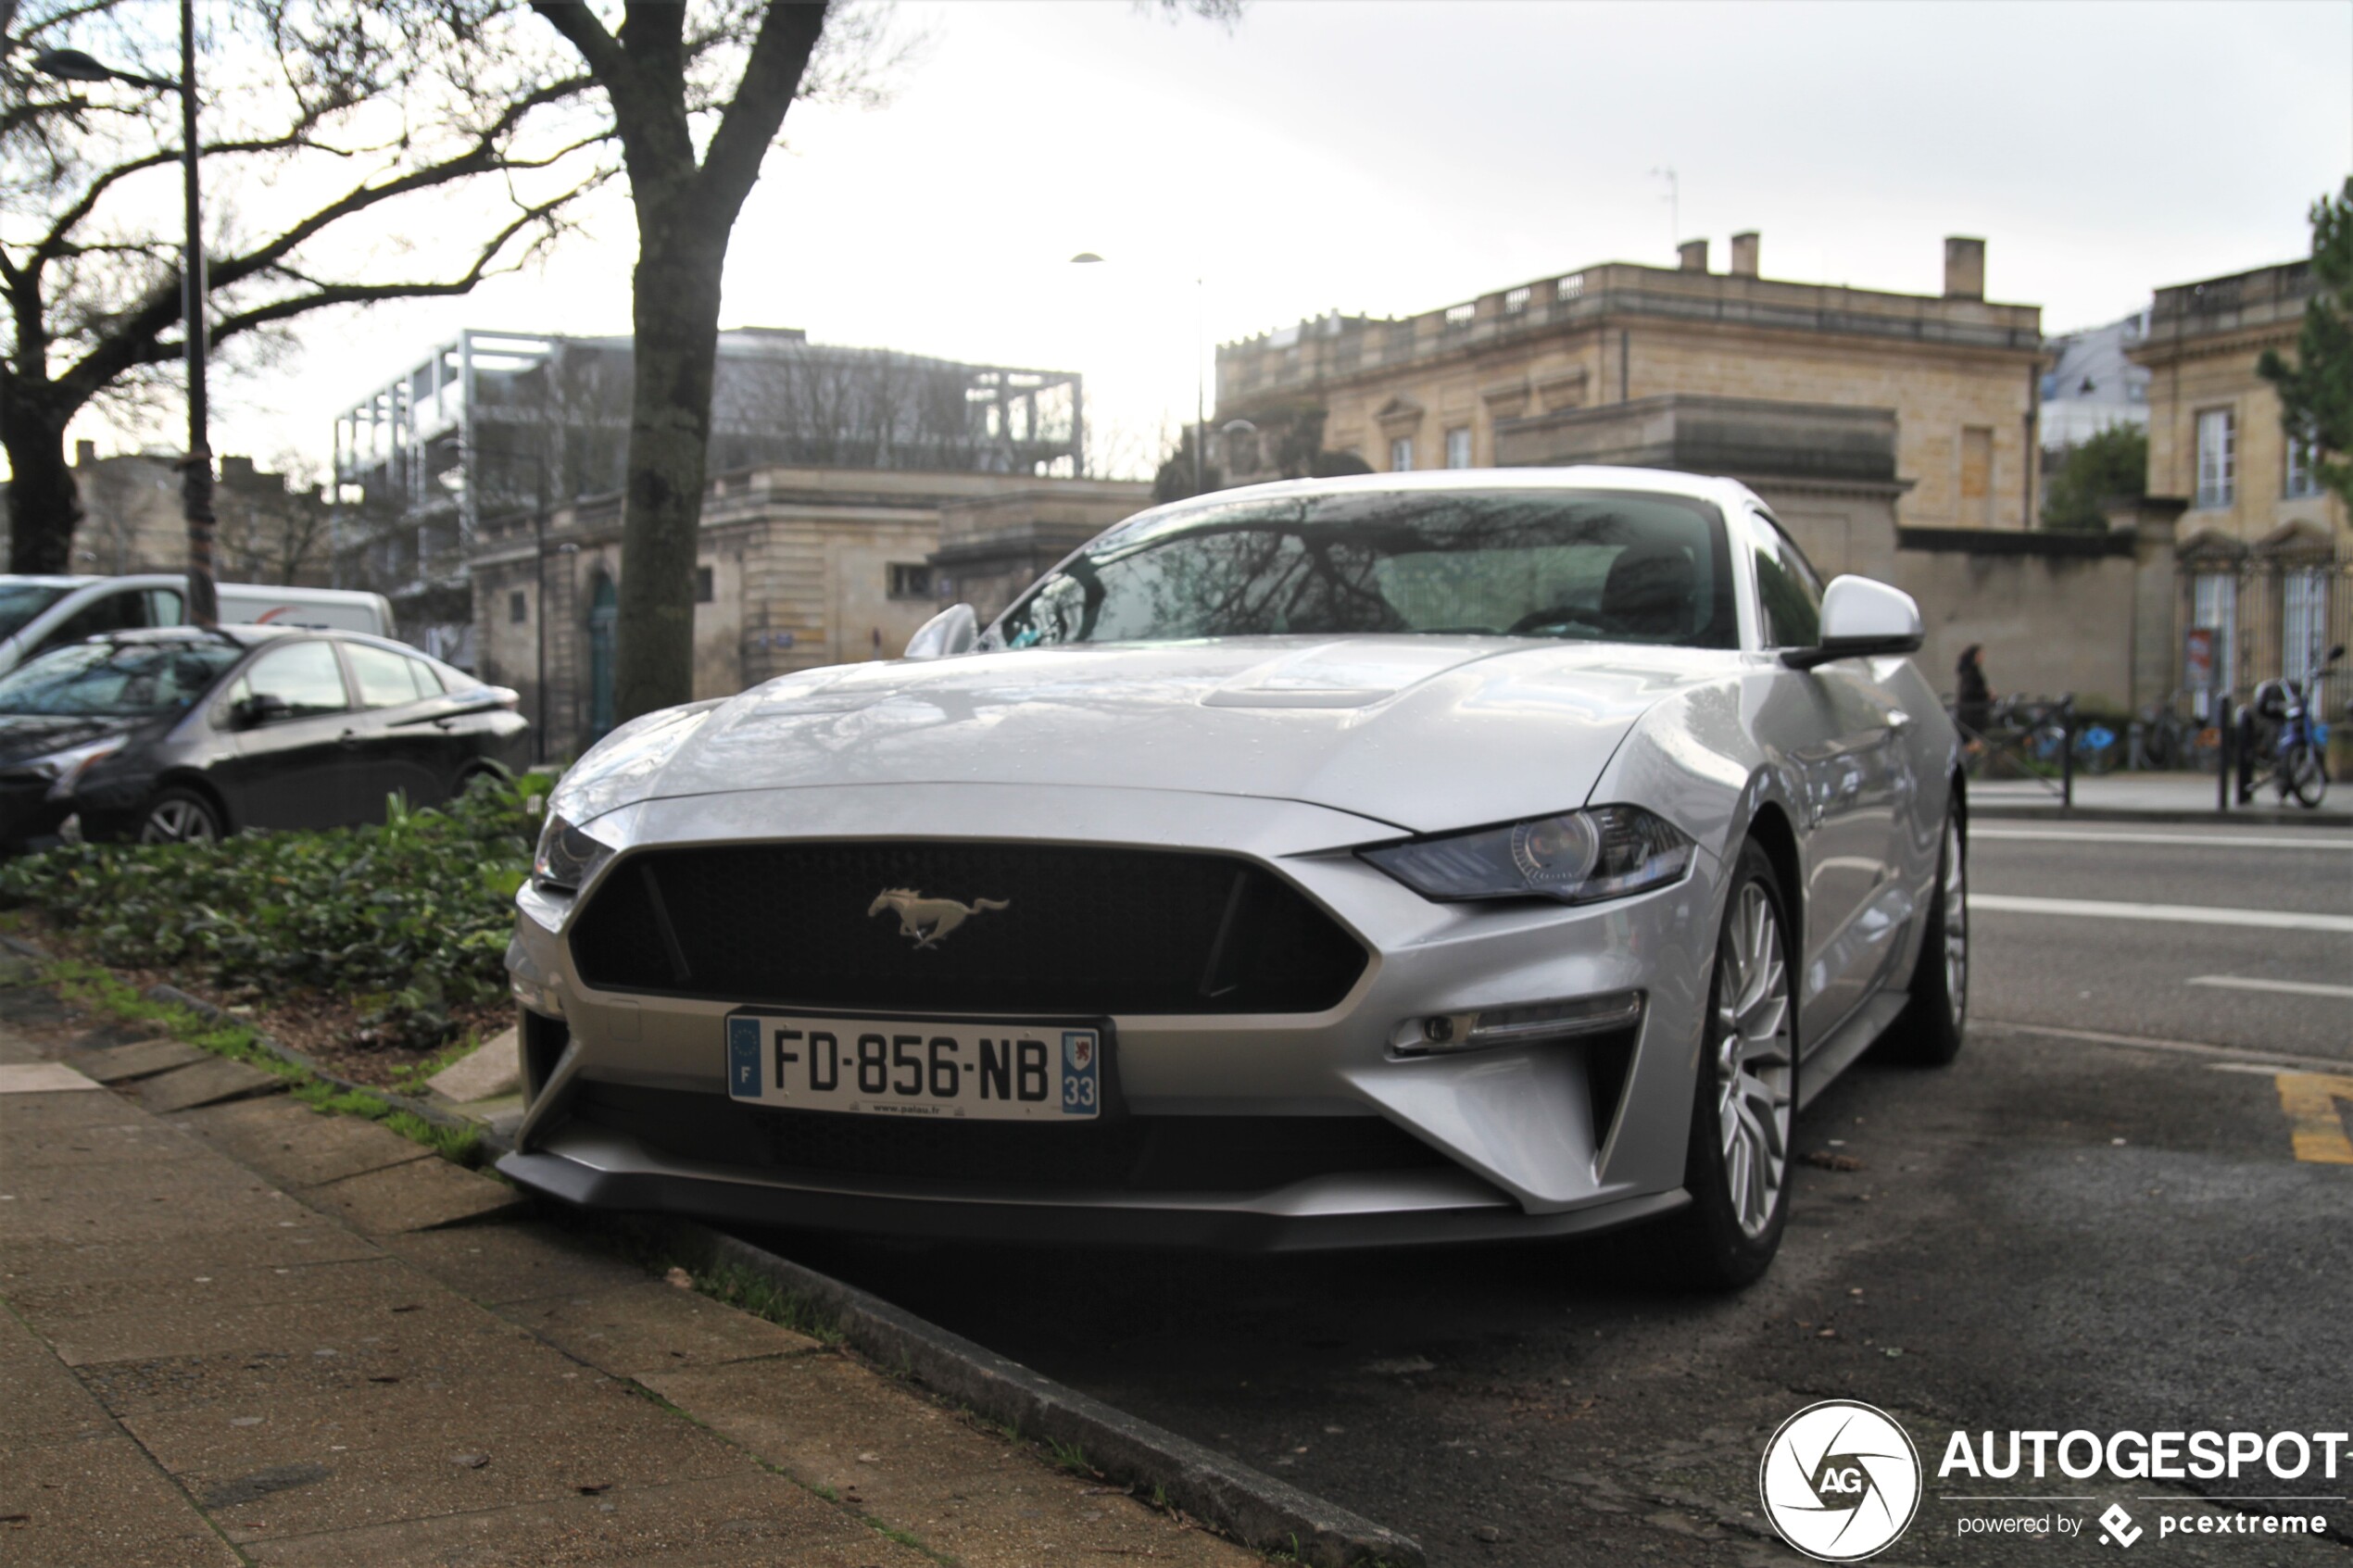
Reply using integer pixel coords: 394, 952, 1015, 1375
1730, 232, 1759, 278
1944, 236, 1985, 301
75, 439, 95, 468
1677, 238, 1709, 273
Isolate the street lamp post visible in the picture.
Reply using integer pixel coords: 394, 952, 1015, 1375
34, 0, 217, 626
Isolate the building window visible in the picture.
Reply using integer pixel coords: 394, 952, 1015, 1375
1556, 273, 1585, 302
508, 590, 527, 624
1503, 286, 1531, 316
2195, 408, 2235, 508
1442, 303, 1475, 334
1958, 426, 1994, 526
2284, 570, 2330, 686
2192, 571, 2236, 695
887, 562, 933, 598
694, 564, 715, 604
2285, 434, 2322, 499
1444, 426, 1472, 470
1389, 436, 1415, 473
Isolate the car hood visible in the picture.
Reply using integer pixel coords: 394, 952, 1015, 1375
0, 712, 141, 767
580, 637, 1730, 834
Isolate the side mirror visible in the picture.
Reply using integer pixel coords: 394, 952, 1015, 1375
232, 692, 291, 728
902, 603, 978, 660
1781, 576, 1923, 670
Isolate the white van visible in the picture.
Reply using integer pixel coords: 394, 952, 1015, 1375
0, 574, 397, 676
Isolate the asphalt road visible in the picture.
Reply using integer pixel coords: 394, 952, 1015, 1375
753, 820, 2353, 1566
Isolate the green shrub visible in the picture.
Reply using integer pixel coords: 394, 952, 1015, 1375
0, 775, 544, 1050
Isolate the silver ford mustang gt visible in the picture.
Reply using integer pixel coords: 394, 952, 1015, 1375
499, 468, 1967, 1285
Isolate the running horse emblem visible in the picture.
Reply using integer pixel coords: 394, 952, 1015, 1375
866, 888, 1010, 949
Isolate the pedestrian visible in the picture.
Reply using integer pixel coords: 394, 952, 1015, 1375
1955, 645, 1991, 744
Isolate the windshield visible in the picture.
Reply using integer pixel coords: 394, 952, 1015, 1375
992, 488, 1738, 650
0, 640, 243, 717
0, 583, 70, 643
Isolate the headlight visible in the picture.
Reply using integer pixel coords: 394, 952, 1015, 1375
34, 738, 124, 802
1361, 805, 1693, 905
532, 814, 618, 894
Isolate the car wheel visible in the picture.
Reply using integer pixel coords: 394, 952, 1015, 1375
138, 787, 223, 846
1658, 838, 1797, 1289
1881, 804, 1968, 1066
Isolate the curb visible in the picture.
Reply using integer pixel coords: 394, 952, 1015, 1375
141, 981, 516, 1160
1973, 803, 2352, 827
649, 1217, 1425, 1568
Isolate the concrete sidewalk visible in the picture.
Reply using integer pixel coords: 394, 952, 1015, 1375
0, 1017, 1255, 1567
1972, 770, 2353, 824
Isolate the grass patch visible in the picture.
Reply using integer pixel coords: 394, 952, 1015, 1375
688, 1260, 846, 1345
43, 955, 489, 1167
1047, 1436, 1092, 1475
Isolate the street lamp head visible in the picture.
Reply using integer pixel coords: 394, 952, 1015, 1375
1068, 252, 1105, 264
31, 48, 116, 82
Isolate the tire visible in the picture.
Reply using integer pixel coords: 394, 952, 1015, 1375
137, 786, 223, 846
2284, 744, 2328, 809
1881, 803, 1968, 1066
1655, 839, 1798, 1290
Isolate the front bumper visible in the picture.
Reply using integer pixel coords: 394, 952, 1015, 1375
503, 782, 1723, 1246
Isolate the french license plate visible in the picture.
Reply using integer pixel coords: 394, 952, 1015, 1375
724, 1012, 1101, 1121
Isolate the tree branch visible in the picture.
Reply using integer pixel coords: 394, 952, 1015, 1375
690, 1, 828, 237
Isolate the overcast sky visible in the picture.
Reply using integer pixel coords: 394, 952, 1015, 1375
164, 0, 2353, 483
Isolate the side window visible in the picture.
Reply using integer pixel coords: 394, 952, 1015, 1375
236, 641, 350, 717
346, 642, 434, 708
1749, 514, 1823, 648
145, 589, 184, 628
35, 590, 144, 655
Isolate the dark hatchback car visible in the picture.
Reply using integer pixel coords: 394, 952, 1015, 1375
0, 626, 528, 850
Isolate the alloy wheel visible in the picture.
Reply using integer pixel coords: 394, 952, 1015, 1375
140, 799, 218, 845
1714, 882, 1794, 1238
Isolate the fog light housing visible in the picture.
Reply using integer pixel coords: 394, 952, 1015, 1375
1393, 990, 1643, 1057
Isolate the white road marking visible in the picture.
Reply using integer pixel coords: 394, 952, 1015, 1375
2187, 974, 2353, 1001
1979, 1020, 2347, 1074
1970, 894, 2353, 934
1973, 828, 2353, 851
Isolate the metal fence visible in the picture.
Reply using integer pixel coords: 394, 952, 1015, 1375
2174, 550, 2353, 713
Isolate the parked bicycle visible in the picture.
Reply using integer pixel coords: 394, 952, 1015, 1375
2240, 644, 2343, 809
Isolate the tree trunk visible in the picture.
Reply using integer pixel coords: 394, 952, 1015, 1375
1, 394, 82, 574
612, 223, 729, 725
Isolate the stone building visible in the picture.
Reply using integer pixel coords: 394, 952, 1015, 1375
1216, 233, 2046, 533
466, 465, 1145, 761
0, 444, 333, 583
2130, 260, 2348, 695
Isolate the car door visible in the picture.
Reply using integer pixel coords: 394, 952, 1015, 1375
216, 640, 361, 830
337, 640, 460, 814
1746, 510, 1910, 1048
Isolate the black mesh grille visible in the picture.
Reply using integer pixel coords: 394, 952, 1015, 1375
570, 1082, 1450, 1194
568, 842, 1366, 1014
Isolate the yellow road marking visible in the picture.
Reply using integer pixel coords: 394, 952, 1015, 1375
2274, 1074, 2353, 1165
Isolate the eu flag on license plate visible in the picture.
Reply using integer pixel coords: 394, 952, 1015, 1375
726, 1017, 761, 1098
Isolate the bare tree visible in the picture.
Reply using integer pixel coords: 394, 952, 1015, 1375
528, 1, 841, 725
0, 0, 614, 572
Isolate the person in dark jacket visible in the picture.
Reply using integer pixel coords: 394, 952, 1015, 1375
1955, 645, 1991, 744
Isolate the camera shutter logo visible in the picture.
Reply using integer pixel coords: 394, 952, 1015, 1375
1758, 1400, 1922, 1562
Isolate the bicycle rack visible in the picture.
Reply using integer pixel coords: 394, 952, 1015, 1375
1947, 695, 2077, 809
